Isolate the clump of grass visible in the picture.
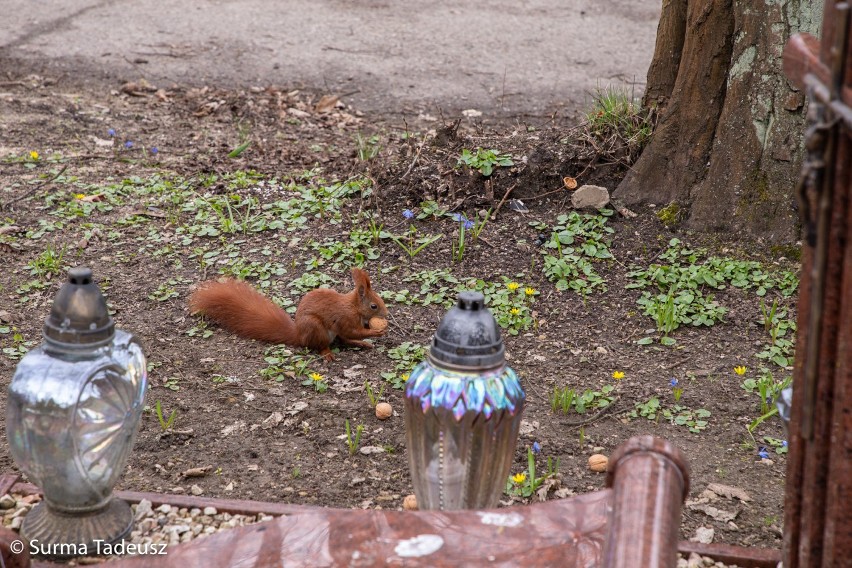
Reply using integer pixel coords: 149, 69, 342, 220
582, 85, 656, 165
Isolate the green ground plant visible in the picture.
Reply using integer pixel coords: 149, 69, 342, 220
381, 342, 426, 389
540, 211, 614, 297
345, 419, 364, 456
505, 447, 560, 499
458, 148, 514, 176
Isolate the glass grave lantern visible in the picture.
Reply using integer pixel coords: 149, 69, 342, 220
7, 267, 147, 557
404, 291, 525, 509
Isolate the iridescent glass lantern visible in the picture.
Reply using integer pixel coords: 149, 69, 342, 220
404, 291, 525, 510
7, 267, 147, 557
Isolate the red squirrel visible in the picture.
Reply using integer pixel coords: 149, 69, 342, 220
189, 268, 388, 361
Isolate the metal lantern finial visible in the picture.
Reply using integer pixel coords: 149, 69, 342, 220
7, 267, 147, 559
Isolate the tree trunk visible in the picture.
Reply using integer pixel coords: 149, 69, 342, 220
615, 0, 824, 243
643, 0, 689, 108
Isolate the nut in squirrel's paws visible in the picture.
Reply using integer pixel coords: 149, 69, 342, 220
369, 317, 388, 332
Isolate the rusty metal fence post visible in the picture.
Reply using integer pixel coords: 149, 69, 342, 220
783, 2, 852, 566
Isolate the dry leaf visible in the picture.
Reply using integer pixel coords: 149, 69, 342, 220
707, 483, 752, 502
687, 502, 739, 522
315, 94, 340, 113
181, 466, 212, 478
563, 176, 578, 190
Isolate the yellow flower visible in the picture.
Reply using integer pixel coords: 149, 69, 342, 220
29, 151, 39, 160
612, 371, 625, 380
525, 287, 536, 296
510, 307, 520, 315
507, 282, 520, 291
734, 366, 747, 376
512, 472, 527, 484
310, 372, 323, 382
401, 374, 410, 383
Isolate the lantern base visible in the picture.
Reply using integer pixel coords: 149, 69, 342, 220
21, 498, 133, 560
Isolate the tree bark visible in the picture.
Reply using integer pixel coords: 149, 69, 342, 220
643, 0, 689, 108
615, 0, 824, 243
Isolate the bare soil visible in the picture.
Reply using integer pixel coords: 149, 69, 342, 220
0, 71, 794, 553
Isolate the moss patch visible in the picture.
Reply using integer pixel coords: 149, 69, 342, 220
656, 202, 684, 228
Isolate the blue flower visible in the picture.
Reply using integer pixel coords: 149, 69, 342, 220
669, 378, 679, 387
532, 441, 541, 454
758, 447, 770, 459
150, 147, 159, 155
452, 213, 462, 222
107, 128, 116, 137
402, 209, 414, 219
464, 219, 474, 230
124, 140, 134, 149
782, 440, 788, 447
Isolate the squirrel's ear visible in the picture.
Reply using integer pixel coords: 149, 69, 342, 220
351, 268, 371, 296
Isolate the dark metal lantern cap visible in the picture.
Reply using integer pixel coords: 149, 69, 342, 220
43, 267, 115, 347
429, 291, 505, 369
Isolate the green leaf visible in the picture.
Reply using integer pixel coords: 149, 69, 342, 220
636, 337, 654, 345
660, 336, 677, 346
228, 141, 252, 158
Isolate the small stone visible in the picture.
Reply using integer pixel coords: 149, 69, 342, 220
687, 552, 702, 568
192, 524, 203, 536
203, 506, 218, 516
190, 508, 201, 516
190, 485, 204, 496
403, 494, 418, 510
204, 526, 217, 535
135, 499, 153, 520
168, 531, 180, 546
171, 486, 186, 493
10, 517, 23, 530
0, 495, 16, 509
157, 504, 172, 514
18, 494, 39, 505
180, 531, 193, 543
691, 526, 715, 544
571, 185, 610, 210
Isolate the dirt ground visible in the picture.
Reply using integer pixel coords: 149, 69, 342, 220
0, 67, 796, 556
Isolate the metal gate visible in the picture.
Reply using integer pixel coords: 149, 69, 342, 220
783, 2, 852, 566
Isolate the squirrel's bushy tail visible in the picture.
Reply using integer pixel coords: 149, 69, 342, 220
189, 279, 298, 345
